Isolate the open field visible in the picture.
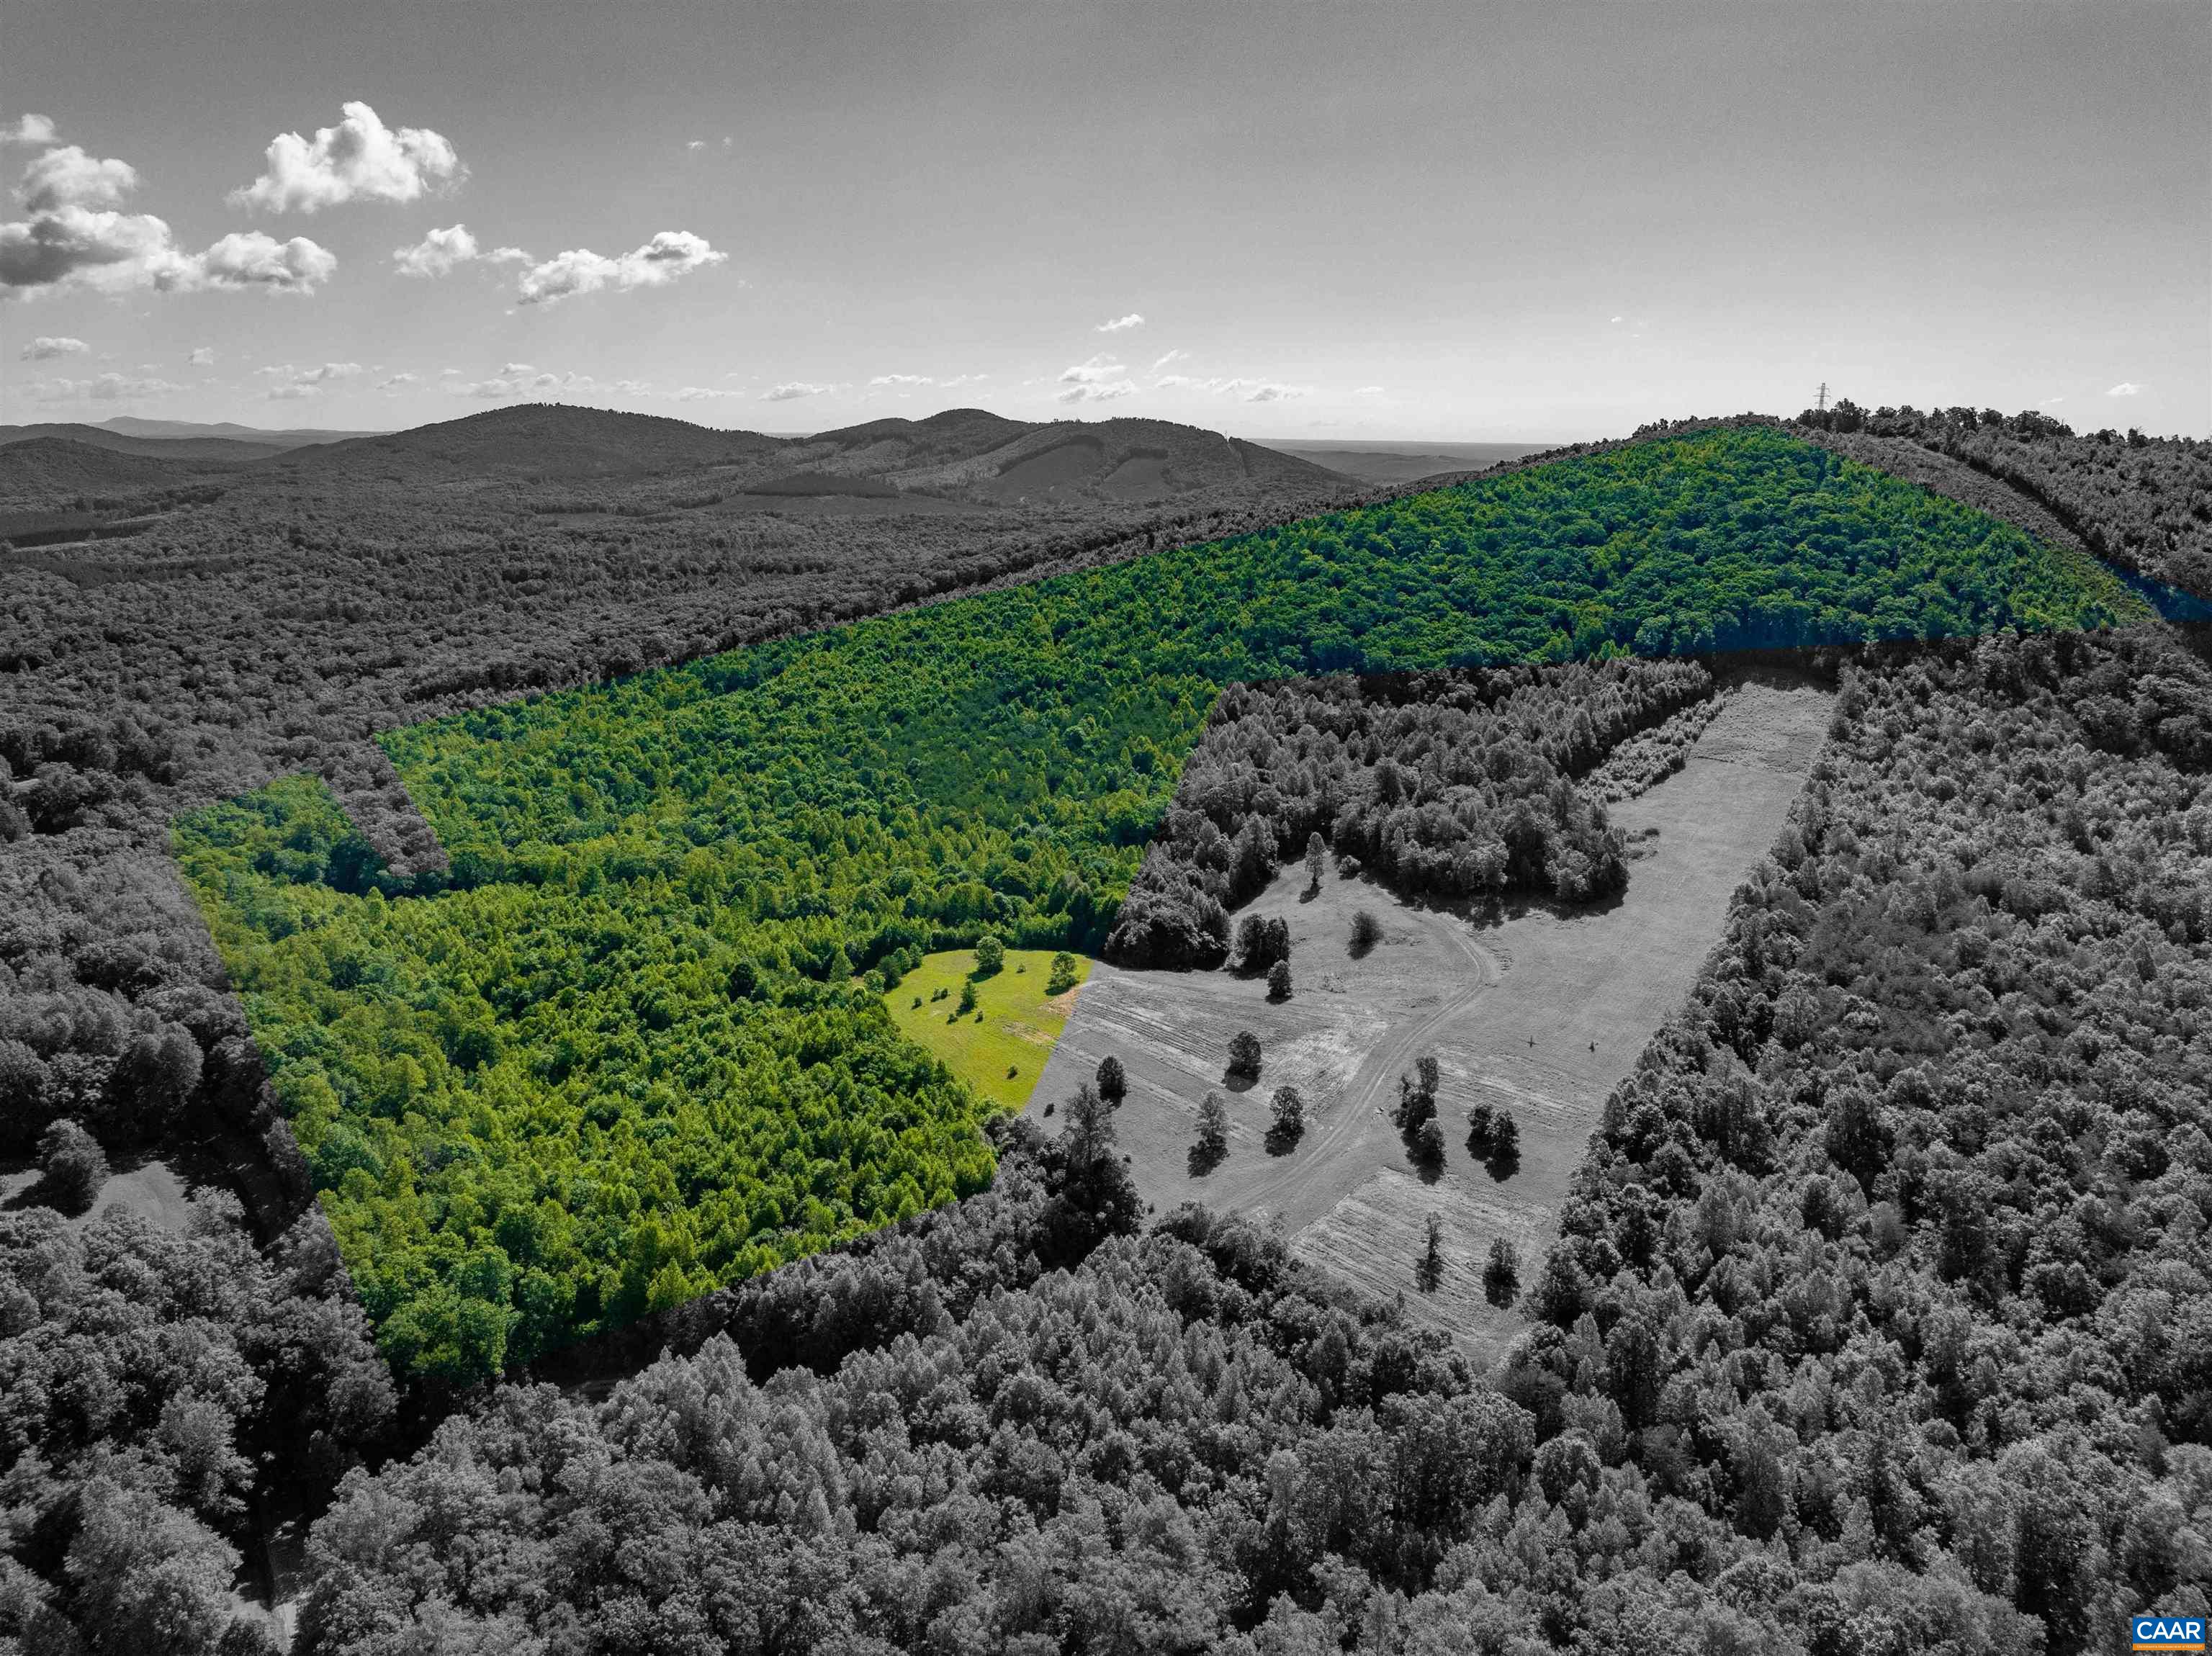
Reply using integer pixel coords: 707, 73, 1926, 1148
881, 948, 1093, 1111
1027, 669, 1837, 1359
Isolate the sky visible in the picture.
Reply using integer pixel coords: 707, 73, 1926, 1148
3, 1, 2205, 441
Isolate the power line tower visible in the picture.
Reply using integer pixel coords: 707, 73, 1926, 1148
1816, 381, 1830, 413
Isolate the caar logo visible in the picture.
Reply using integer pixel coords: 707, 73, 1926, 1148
2133, 1616, 2207, 1653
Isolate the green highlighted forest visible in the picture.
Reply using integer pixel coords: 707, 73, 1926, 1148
173, 426, 2148, 1381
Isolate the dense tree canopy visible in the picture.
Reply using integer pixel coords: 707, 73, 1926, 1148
275, 625, 2212, 1652
170, 428, 2146, 1382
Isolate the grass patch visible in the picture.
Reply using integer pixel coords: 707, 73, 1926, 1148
884, 950, 1094, 1112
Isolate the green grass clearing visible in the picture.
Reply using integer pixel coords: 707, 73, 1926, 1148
884, 950, 1094, 1112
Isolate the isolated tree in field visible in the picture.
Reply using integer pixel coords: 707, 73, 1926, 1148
1413, 1116, 1446, 1166
1266, 959, 1292, 1002
1485, 1109, 1521, 1175
1395, 1053, 1440, 1133
1349, 909, 1382, 958
973, 934, 1005, 977
1267, 1085, 1304, 1153
37, 1118, 107, 1215
1304, 831, 1326, 893
1416, 1210, 1444, 1292
1226, 1030, 1262, 1082
956, 978, 978, 1017
1483, 1237, 1520, 1308
1191, 1091, 1230, 1174
1046, 951, 1079, 995
1095, 1054, 1126, 1107
1466, 1100, 1496, 1155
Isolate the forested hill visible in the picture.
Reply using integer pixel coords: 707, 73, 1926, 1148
290, 625, 2212, 1655
169, 424, 2148, 1386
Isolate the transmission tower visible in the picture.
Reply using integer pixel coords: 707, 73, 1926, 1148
1816, 381, 1830, 413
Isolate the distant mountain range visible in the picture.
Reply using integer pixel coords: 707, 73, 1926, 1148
0, 416, 382, 464
0, 404, 1370, 510
0, 404, 1576, 525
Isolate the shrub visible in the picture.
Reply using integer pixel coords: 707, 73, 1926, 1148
973, 935, 1005, 977
1266, 960, 1292, 1001
1095, 1055, 1126, 1106
1267, 1086, 1304, 1154
37, 1119, 107, 1215
1349, 909, 1383, 957
1045, 952, 1079, 995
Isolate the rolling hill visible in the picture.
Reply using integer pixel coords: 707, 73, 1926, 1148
257, 403, 1354, 508
0, 436, 219, 510
0, 422, 289, 463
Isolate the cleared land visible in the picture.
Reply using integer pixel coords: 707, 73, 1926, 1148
882, 948, 1094, 1112
1027, 669, 1836, 1359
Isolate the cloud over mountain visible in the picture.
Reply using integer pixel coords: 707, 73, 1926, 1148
514, 230, 724, 305
230, 101, 464, 213
1056, 354, 1137, 402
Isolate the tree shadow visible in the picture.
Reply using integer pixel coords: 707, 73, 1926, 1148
1484, 1146, 1521, 1182
1264, 1121, 1303, 1158
1187, 1140, 1226, 1178
1221, 1072, 1259, 1095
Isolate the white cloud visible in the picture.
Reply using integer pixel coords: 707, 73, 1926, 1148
392, 222, 478, 277
2106, 382, 2144, 397
513, 229, 724, 305
763, 381, 831, 401
197, 230, 336, 292
449, 366, 596, 400
230, 101, 463, 214
1150, 348, 1189, 372
4, 114, 57, 146
1352, 384, 1385, 397
1610, 315, 1623, 323
675, 385, 743, 400
869, 372, 933, 387
188, 346, 215, 366
256, 361, 364, 397
19, 335, 88, 360
1057, 354, 1138, 402
1094, 312, 1144, 333
613, 379, 651, 393
1154, 373, 1306, 402
686, 140, 706, 152
942, 372, 989, 387
21, 145, 138, 212
377, 372, 417, 390
0, 142, 336, 294
28, 371, 182, 402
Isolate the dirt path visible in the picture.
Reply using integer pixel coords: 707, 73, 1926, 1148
1030, 669, 1836, 1362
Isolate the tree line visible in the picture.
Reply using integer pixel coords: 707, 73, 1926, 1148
1107, 660, 1713, 967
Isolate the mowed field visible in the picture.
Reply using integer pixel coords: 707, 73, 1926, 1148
884, 948, 1094, 1112
1026, 669, 1836, 1360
